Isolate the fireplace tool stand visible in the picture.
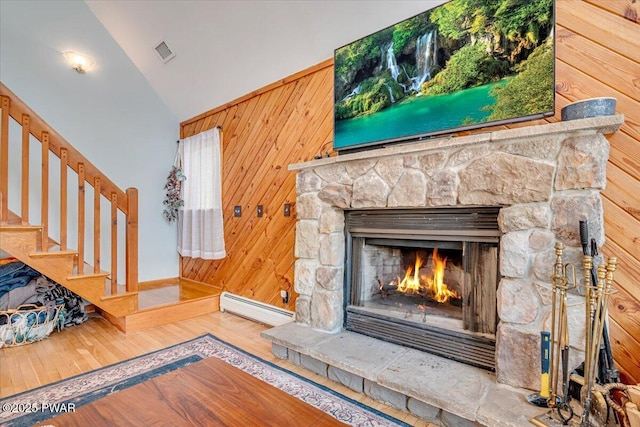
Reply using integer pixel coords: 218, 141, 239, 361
531, 240, 619, 427
578, 221, 620, 426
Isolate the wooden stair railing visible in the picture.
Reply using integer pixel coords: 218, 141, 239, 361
0, 82, 139, 306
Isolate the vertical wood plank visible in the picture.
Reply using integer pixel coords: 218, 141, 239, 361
111, 192, 118, 294
60, 148, 68, 250
482, 245, 498, 335
77, 163, 85, 275
93, 177, 101, 273
0, 96, 9, 224
126, 187, 138, 292
21, 114, 30, 225
40, 131, 49, 251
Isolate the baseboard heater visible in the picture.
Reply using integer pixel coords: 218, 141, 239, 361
219, 292, 294, 326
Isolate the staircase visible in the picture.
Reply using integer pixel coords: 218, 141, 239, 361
0, 83, 138, 318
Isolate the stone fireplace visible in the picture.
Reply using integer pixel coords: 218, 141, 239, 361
262, 115, 623, 425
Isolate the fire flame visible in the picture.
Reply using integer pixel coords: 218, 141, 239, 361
391, 248, 460, 303
396, 256, 423, 294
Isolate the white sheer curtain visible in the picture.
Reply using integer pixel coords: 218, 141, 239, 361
177, 127, 226, 260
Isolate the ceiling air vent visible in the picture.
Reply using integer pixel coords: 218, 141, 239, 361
154, 40, 175, 63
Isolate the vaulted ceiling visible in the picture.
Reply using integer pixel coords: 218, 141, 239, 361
85, 1, 442, 121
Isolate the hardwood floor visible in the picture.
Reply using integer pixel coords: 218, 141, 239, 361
0, 312, 435, 426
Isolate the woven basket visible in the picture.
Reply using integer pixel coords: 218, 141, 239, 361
0, 303, 64, 348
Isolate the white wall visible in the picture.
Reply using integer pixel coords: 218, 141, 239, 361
87, 0, 442, 121
0, 1, 180, 282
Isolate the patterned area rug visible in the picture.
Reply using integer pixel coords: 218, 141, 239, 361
0, 333, 410, 427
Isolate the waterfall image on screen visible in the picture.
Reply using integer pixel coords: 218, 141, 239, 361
333, 0, 555, 152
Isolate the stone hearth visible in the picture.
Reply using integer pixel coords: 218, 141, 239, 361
262, 115, 623, 425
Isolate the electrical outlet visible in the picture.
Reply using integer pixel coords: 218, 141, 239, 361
283, 203, 291, 217
234, 206, 241, 217
257, 205, 263, 217
280, 290, 289, 304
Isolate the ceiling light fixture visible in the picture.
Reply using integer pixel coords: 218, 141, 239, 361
63, 51, 95, 74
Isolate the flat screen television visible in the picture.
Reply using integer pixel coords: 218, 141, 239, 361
333, 0, 555, 153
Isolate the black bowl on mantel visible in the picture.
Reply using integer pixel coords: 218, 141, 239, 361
561, 97, 617, 121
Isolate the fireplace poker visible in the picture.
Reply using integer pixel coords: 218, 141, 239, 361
549, 242, 563, 408
581, 255, 595, 425
557, 289, 574, 424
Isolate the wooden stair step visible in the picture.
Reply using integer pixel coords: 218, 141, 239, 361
100, 292, 220, 333
1, 223, 64, 256
28, 250, 77, 278
29, 250, 78, 258
67, 272, 110, 281
0, 225, 41, 231
98, 291, 139, 318
0, 227, 40, 254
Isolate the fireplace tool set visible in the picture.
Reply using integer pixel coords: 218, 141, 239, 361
531, 221, 621, 427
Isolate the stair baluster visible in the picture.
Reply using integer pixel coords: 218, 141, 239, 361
93, 177, 101, 274
1, 96, 8, 224
60, 148, 68, 250
40, 131, 49, 252
126, 187, 138, 293
77, 163, 85, 275
111, 192, 118, 294
21, 114, 30, 225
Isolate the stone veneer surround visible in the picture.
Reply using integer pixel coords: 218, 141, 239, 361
287, 115, 623, 391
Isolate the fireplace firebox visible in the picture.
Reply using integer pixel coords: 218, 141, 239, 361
345, 208, 501, 370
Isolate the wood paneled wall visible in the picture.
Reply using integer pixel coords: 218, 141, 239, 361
554, 0, 640, 385
180, 0, 639, 384
180, 61, 334, 312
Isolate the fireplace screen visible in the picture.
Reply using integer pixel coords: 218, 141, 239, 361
356, 242, 464, 324
345, 208, 500, 370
